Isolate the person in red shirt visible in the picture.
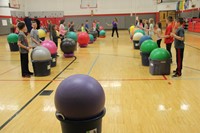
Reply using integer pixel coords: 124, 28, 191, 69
163, 16, 174, 57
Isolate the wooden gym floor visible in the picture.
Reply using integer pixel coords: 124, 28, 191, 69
0, 30, 200, 133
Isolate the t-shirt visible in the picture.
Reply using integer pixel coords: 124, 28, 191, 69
52, 30, 58, 43
30, 28, 40, 47
112, 21, 117, 28
18, 31, 28, 54
165, 24, 174, 44
174, 27, 185, 49
96, 23, 99, 30
85, 23, 89, 29
59, 24, 66, 36
156, 28, 162, 40
149, 23, 154, 37
81, 26, 86, 32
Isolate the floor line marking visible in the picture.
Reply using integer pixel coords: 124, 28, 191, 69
87, 55, 99, 75
0, 56, 77, 130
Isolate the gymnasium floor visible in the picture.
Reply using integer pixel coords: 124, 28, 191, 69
0, 30, 200, 133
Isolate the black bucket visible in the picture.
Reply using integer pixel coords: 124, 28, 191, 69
149, 59, 172, 75
32, 60, 51, 76
56, 109, 106, 133
9, 42, 19, 52
140, 52, 150, 66
51, 54, 57, 67
40, 37, 45, 41
133, 41, 140, 49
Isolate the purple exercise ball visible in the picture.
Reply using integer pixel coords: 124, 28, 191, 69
54, 74, 105, 120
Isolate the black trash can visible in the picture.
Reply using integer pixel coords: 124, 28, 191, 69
51, 53, 57, 67
40, 37, 45, 41
9, 42, 19, 52
133, 41, 140, 49
140, 52, 150, 66
32, 60, 51, 76
56, 109, 106, 133
149, 59, 172, 75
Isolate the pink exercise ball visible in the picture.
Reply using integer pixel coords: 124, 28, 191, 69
78, 32, 90, 47
99, 26, 104, 31
41, 40, 57, 54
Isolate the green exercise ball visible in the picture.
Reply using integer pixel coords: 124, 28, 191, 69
7, 33, 18, 43
150, 48, 171, 60
134, 29, 145, 35
100, 30, 106, 36
66, 32, 78, 41
89, 34, 94, 42
140, 40, 158, 53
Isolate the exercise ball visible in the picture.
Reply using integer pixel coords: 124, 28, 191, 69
99, 30, 106, 38
89, 31, 98, 40
31, 46, 51, 61
150, 48, 171, 60
66, 32, 78, 42
134, 29, 145, 35
54, 74, 105, 120
139, 35, 152, 46
7, 33, 18, 43
60, 38, 76, 54
89, 34, 94, 44
99, 26, 104, 31
133, 32, 144, 41
41, 40, 57, 54
140, 40, 158, 53
78, 32, 89, 47
130, 25, 135, 34
38, 29, 46, 38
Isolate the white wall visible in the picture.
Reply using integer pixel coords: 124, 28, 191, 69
24, 0, 157, 16
0, 0, 25, 16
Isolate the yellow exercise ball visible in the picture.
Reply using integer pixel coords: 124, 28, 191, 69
130, 25, 135, 34
38, 29, 46, 38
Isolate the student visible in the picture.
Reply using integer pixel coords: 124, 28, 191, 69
96, 21, 100, 37
17, 22, 33, 78
85, 20, 89, 33
144, 20, 149, 35
34, 17, 40, 29
107, 18, 119, 38
51, 24, 59, 47
170, 18, 185, 77
30, 21, 40, 48
69, 21, 75, 32
154, 22, 162, 48
59, 19, 66, 41
148, 18, 154, 37
47, 20, 52, 40
163, 16, 174, 57
92, 20, 96, 31
81, 23, 86, 32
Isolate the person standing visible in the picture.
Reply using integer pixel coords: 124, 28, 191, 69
170, 18, 185, 77
163, 16, 174, 57
30, 21, 40, 49
107, 18, 119, 38
59, 19, 67, 41
154, 22, 162, 48
17, 22, 33, 78
85, 20, 89, 33
148, 18, 154, 37
47, 20, 52, 40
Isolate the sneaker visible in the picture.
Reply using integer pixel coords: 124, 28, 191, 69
28, 72, 34, 75
22, 75, 31, 78
172, 73, 182, 78
173, 70, 177, 73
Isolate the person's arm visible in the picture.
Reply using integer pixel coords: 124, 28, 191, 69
170, 29, 184, 41
18, 40, 31, 51
30, 36, 40, 46
162, 26, 172, 38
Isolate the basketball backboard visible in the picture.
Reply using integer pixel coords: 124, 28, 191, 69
80, 0, 97, 9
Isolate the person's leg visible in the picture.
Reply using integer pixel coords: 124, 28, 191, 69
21, 53, 30, 77
112, 28, 114, 37
166, 43, 172, 57
116, 27, 119, 38
97, 29, 100, 37
173, 48, 183, 77
157, 39, 161, 48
